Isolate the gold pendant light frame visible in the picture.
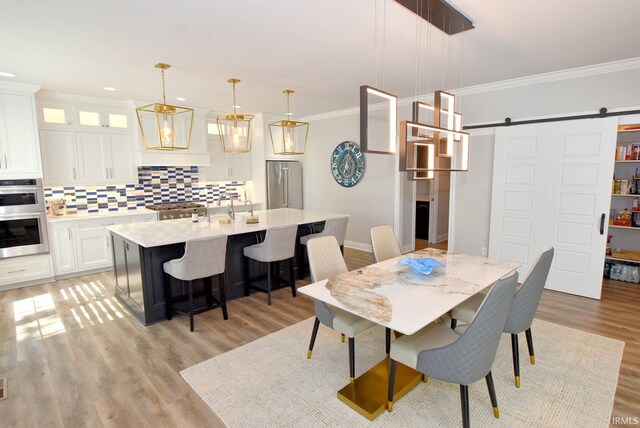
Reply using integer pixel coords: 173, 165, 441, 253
217, 78, 255, 154
136, 63, 194, 151
269, 90, 309, 155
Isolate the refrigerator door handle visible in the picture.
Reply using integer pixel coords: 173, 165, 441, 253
283, 167, 289, 207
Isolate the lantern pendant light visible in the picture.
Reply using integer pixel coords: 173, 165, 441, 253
217, 78, 254, 153
136, 63, 194, 151
269, 90, 309, 155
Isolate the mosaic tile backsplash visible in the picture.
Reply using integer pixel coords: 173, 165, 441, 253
44, 166, 245, 215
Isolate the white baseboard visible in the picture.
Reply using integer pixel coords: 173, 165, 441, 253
0, 276, 54, 292
344, 240, 372, 252
54, 266, 113, 281
436, 233, 449, 243
402, 244, 414, 254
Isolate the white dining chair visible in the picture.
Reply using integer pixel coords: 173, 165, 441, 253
306, 236, 376, 381
370, 224, 401, 263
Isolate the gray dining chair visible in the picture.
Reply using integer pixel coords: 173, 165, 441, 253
370, 224, 401, 263
163, 235, 229, 332
306, 236, 376, 381
388, 272, 518, 428
451, 248, 554, 387
243, 224, 298, 305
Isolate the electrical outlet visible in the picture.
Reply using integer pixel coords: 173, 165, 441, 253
481, 247, 488, 256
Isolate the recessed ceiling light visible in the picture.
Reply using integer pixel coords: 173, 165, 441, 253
103, 87, 117, 91
176, 97, 187, 101
0, 72, 16, 78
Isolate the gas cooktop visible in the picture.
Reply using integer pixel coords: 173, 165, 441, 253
146, 202, 208, 220
146, 202, 205, 211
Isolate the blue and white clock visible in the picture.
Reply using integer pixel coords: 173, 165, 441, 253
330, 141, 366, 187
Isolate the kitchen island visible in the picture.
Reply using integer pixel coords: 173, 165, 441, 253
107, 208, 347, 325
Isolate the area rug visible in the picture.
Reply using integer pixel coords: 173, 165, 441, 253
181, 318, 623, 427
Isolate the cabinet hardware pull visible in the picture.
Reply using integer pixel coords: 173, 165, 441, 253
600, 213, 606, 235
110, 167, 113, 178
7, 269, 27, 274
3, 154, 7, 169
72, 167, 77, 180
68, 228, 72, 240
106, 167, 109, 178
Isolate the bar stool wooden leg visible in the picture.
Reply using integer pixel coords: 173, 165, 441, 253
220, 273, 229, 320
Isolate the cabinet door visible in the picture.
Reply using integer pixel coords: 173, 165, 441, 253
75, 228, 112, 271
40, 130, 78, 186
106, 134, 136, 183
0, 94, 41, 176
36, 102, 74, 130
124, 240, 144, 310
76, 106, 105, 131
104, 109, 130, 132
227, 152, 252, 180
76, 132, 108, 185
49, 223, 77, 274
201, 137, 229, 182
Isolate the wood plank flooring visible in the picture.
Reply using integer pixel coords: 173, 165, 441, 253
0, 247, 638, 427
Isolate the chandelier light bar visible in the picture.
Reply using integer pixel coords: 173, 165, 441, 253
400, 120, 469, 173
360, 85, 398, 154
136, 63, 194, 151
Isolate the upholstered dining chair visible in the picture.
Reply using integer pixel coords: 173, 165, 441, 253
370, 224, 401, 263
451, 248, 554, 387
306, 236, 376, 381
387, 272, 518, 428
243, 224, 298, 305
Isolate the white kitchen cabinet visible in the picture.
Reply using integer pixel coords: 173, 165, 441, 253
41, 131, 136, 186
49, 222, 78, 275
76, 105, 130, 133
36, 101, 74, 130
201, 133, 252, 182
0, 93, 42, 177
48, 213, 156, 277
40, 130, 78, 185
75, 228, 112, 271
0, 254, 54, 290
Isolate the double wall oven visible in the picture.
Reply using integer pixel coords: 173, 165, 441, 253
0, 179, 49, 258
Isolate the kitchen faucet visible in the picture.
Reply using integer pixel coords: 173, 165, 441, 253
244, 199, 254, 217
217, 194, 235, 220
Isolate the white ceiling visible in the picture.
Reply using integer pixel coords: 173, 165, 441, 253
1, 0, 639, 116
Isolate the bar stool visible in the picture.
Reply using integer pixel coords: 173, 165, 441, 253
163, 235, 228, 332
243, 224, 298, 305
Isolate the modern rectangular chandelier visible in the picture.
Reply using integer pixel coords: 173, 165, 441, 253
360, 85, 398, 154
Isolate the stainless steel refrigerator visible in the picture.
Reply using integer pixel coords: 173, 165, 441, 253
266, 160, 303, 209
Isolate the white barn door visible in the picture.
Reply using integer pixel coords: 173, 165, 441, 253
490, 118, 617, 299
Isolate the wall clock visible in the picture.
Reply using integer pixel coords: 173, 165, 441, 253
330, 141, 366, 187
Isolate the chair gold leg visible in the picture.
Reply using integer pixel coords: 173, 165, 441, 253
530, 355, 536, 365
422, 374, 428, 383
341, 334, 345, 343
307, 350, 312, 359
493, 407, 500, 418
386, 401, 393, 411
515, 375, 521, 388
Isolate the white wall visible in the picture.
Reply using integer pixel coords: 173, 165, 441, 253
302, 112, 397, 250
449, 66, 640, 256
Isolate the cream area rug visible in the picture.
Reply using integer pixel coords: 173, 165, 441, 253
181, 318, 623, 427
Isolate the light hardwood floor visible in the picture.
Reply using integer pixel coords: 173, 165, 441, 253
0, 247, 638, 427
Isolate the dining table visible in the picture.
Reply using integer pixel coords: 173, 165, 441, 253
297, 247, 520, 420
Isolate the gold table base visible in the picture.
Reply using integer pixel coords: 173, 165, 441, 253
337, 356, 422, 420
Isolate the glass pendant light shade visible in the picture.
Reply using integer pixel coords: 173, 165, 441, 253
217, 78, 254, 153
136, 63, 194, 151
269, 90, 309, 155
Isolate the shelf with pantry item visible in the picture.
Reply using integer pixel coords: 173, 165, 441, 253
611, 193, 640, 197
608, 225, 640, 230
614, 160, 640, 163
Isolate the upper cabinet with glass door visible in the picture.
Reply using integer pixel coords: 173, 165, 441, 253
36, 99, 131, 134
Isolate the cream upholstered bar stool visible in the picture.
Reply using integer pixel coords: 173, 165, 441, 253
450, 248, 554, 387
306, 236, 376, 381
387, 272, 518, 428
163, 235, 229, 332
370, 224, 401, 263
300, 216, 349, 252
243, 224, 298, 305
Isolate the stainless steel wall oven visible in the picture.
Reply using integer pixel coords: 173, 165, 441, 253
0, 179, 49, 258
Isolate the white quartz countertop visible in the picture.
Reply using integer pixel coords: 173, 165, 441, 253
47, 208, 157, 223
298, 248, 519, 336
106, 208, 348, 248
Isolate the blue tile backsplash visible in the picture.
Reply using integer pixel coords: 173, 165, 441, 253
45, 166, 244, 215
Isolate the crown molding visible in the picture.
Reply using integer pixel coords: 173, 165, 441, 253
0, 81, 41, 94
301, 56, 640, 122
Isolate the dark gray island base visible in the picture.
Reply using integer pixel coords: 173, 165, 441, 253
110, 222, 323, 325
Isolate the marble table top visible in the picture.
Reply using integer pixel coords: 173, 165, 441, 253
106, 208, 347, 248
298, 248, 520, 335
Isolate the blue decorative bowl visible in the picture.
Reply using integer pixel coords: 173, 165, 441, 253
397, 257, 445, 275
